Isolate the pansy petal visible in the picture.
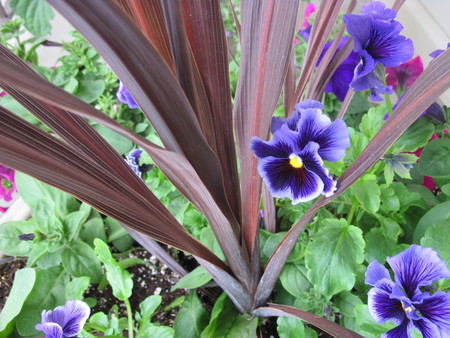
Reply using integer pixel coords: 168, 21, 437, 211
41, 310, 53, 324
387, 245, 450, 298
116, 81, 139, 109
300, 142, 336, 196
382, 320, 412, 338
250, 127, 297, 159
343, 14, 373, 52
271, 116, 284, 133
51, 305, 66, 327
295, 108, 331, 149
35, 322, 63, 338
355, 50, 376, 78
368, 278, 405, 324
295, 99, 324, 110
366, 260, 392, 286
61, 300, 90, 336
413, 291, 450, 335
361, 1, 397, 20
411, 317, 440, 338
313, 119, 350, 162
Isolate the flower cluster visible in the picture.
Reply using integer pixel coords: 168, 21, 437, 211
343, 1, 413, 101
366, 245, 450, 337
35, 300, 90, 338
250, 100, 350, 204
0, 165, 17, 214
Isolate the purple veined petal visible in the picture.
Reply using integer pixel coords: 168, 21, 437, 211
250, 125, 298, 159
40, 309, 53, 324
61, 300, 90, 337
387, 245, 450, 299
128, 149, 143, 163
294, 108, 331, 150
351, 71, 393, 100
116, 81, 139, 109
50, 305, 66, 328
299, 142, 336, 196
366, 260, 392, 286
368, 278, 405, 325
313, 118, 350, 162
35, 322, 63, 338
411, 317, 440, 338
355, 50, 376, 78
412, 291, 450, 335
271, 116, 284, 134
343, 13, 373, 53
382, 320, 412, 338
361, 1, 397, 20
295, 99, 324, 110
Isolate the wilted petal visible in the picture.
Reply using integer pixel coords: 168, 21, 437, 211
387, 245, 450, 298
368, 278, 405, 324
366, 260, 392, 286
35, 322, 63, 338
413, 291, 450, 335
61, 300, 90, 337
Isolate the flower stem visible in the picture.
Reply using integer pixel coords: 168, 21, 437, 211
384, 92, 392, 115
124, 299, 134, 338
347, 202, 358, 225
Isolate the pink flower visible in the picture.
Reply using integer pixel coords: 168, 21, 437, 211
302, 4, 316, 29
386, 56, 423, 94
0, 165, 17, 202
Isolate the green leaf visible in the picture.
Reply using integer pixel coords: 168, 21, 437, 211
364, 228, 397, 264
139, 295, 162, 324
379, 186, 400, 212
262, 230, 303, 263
10, 0, 54, 36
63, 208, 91, 241
104, 217, 134, 251
413, 201, 450, 243
172, 266, 212, 291
26, 240, 48, 267
333, 291, 362, 318
359, 105, 386, 139
305, 219, 365, 297
94, 239, 133, 301
377, 216, 401, 242
0, 268, 36, 333
75, 73, 105, 103
354, 304, 395, 336
276, 317, 305, 338
441, 183, 450, 196
174, 291, 209, 338
350, 174, 380, 213
419, 139, 450, 178
80, 217, 107, 247
93, 124, 133, 155
62, 240, 102, 283
421, 222, 450, 268
16, 266, 69, 336
394, 118, 434, 152
279, 263, 311, 296
0, 220, 36, 256
139, 324, 174, 338
0, 95, 39, 124
65, 276, 91, 300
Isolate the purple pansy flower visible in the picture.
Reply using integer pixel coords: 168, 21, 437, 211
251, 101, 350, 204
429, 43, 450, 59
125, 149, 143, 179
35, 300, 90, 338
116, 81, 139, 109
366, 245, 450, 337
343, 1, 414, 100
316, 36, 360, 101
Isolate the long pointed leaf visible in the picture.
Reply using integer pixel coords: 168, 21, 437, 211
234, 0, 299, 255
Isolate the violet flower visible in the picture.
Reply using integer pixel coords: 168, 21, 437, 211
429, 43, 450, 59
386, 56, 423, 95
298, 3, 315, 42
125, 149, 143, 179
35, 300, 90, 338
366, 245, 450, 337
251, 101, 349, 204
343, 1, 413, 100
116, 81, 139, 109
316, 36, 360, 101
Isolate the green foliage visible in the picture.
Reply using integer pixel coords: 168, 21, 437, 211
174, 291, 209, 338
172, 266, 212, 291
419, 139, 450, 178
421, 222, 450, 267
10, 0, 54, 37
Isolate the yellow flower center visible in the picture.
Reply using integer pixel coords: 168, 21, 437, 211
289, 154, 303, 168
401, 301, 412, 313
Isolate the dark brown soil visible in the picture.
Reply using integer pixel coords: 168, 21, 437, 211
0, 258, 26, 309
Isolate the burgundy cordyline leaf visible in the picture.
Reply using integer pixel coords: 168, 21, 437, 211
283, 50, 297, 117
228, 0, 241, 39
252, 304, 363, 338
0, 105, 227, 269
234, 0, 299, 258
255, 49, 450, 307
262, 185, 276, 233
182, 0, 241, 222
292, 0, 344, 109
115, 0, 175, 73
47, 0, 239, 240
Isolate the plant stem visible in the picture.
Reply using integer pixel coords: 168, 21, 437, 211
384, 92, 392, 116
124, 299, 134, 338
347, 202, 358, 225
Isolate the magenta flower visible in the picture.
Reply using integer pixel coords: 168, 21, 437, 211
116, 81, 139, 109
343, 1, 414, 100
0, 165, 17, 202
298, 3, 316, 42
366, 245, 450, 337
35, 300, 90, 338
386, 56, 423, 94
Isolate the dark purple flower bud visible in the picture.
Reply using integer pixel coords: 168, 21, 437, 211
18, 233, 35, 241
35, 300, 90, 338
116, 81, 139, 109
366, 245, 450, 337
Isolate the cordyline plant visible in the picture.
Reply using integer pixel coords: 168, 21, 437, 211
0, 0, 449, 336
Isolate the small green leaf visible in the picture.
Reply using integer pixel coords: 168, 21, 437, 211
276, 317, 305, 338
394, 118, 434, 153
0, 220, 36, 256
26, 240, 49, 267
364, 228, 397, 264
305, 219, 365, 297
63, 209, 91, 241
93, 124, 133, 155
139, 295, 162, 324
279, 263, 311, 296
62, 240, 102, 283
419, 139, 450, 178
10, 0, 54, 36
75, 73, 105, 103
351, 174, 380, 214
441, 183, 450, 196
80, 218, 107, 247
94, 239, 133, 301
0, 268, 36, 333
359, 105, 386, 139
140, 324, 174, 338
333, 291, 363, 318
65, 276, 91, 300
413, 201, 450, 243
172, 266, 212, 291
174, 291, 209, 338
0, 95, 39, 124
421, 222, 450, 268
